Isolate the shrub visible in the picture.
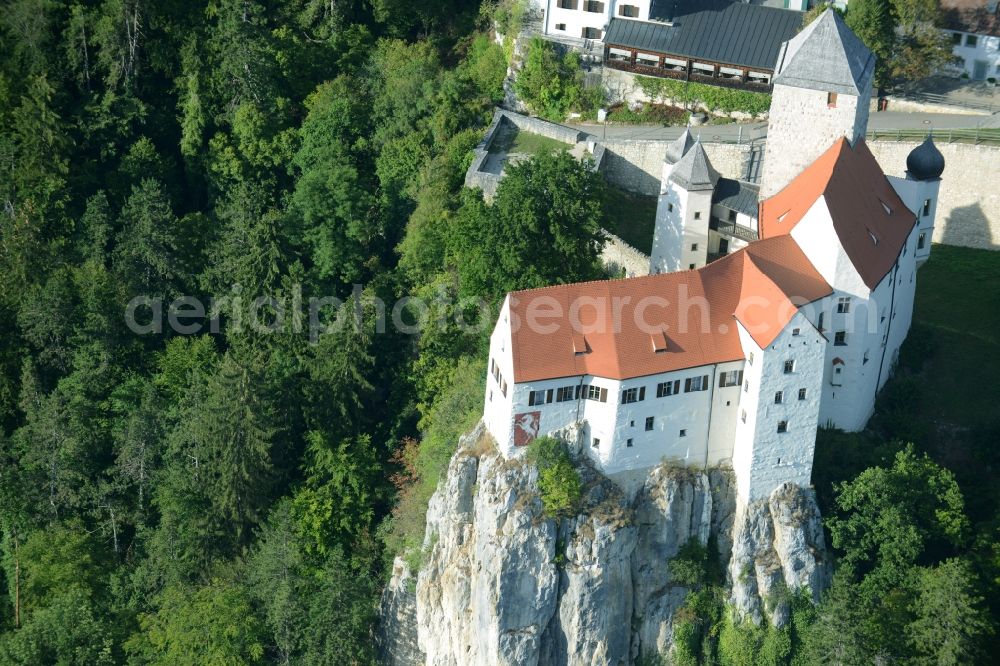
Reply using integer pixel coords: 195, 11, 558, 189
670, 538, 710, 587
526, 436, 582, 517
634, 75, 771, 116
515, 38, 603, 120
379, 358, 486, 567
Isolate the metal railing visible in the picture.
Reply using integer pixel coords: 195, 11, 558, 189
866, 126, 1000, 146
710, 217, 759, 242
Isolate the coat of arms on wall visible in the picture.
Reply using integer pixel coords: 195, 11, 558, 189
513, 411, 541, 447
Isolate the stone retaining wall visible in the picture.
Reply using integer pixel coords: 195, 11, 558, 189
596, 136, 999, 250
868, 140, 1000, 249
601, 231, 650, 278
599, 140, 749, 195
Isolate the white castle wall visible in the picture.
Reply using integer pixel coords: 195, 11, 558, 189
734, 313, 825, 503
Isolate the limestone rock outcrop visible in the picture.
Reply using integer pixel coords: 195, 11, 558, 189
378, 425, 829, 665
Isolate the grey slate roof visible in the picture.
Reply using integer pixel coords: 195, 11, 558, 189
712, 178, 760, 217
670, 142, 719, 192
665, 128, 694, 165
772, 9, 875, 96
604, 1, 803, 71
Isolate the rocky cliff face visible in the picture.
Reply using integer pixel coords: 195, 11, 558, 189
378, 425, 830, 665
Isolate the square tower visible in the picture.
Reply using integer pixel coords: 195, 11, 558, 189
759, 10, 876, 200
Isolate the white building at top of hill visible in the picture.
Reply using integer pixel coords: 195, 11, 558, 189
483, 10, 945, 504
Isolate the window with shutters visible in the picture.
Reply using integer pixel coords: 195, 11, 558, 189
582, 26, 602, 39
585, 385, 608, 402
528, 390, 546, 406
656, 380, 680, 397
556, 386, 577, 402
555, 22, 567, 30
583, 0, 605, 13
556, 0, 577, 8
719, 370, 743, 387
684, 375, 709, 392
621, 387, 645, 403
618, 3, 639, 16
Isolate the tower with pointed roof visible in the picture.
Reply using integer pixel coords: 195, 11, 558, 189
759, 9, 876, 200
650, 139, 719, 274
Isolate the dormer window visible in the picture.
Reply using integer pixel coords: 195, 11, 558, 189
879, 200, 892, 215
651, 331, 669, 353
572, 333, 590, 355
868, 229, 879, 246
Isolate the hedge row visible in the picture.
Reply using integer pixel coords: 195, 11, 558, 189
635, 75, 771, 117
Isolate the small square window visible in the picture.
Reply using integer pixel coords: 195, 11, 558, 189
689, 263, 696, 270
694, 212, 702, 220
555, 22, 567, 30
667, 203, 674, 212
966, 34, 978, 47
792, 328, 800, 336
645, 416, 654, 431
592, 437, 600, 448
777, 420, 788, 433
952, 31, 963, 45
798, 388, 806, 401
691, 243, 698, 251
784, 360, 795, 374
626, 438, 633, 448
679, 429, 687, 437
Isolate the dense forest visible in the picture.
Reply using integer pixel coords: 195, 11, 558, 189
0, 0, 996, 664
0, 0, 612, 662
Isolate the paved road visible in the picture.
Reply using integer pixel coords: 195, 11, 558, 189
570, 110, 999, 142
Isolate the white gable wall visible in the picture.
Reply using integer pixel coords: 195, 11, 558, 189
734, 313, 825, 503
484, 297, 516, 453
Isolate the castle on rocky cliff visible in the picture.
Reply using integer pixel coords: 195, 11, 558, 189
482, 11, 945, 504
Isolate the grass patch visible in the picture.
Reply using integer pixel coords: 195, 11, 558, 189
602, 187, 657, 255
908, 244, 1000, 426
507, 130, 571, 156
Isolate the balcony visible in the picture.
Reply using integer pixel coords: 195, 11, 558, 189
605, 57, 773, 93
710, 217, 758, 243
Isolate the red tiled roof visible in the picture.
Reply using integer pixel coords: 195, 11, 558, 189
759, 138, 916, 290
508, 236, 831, 383
940, 0, 1000, 37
